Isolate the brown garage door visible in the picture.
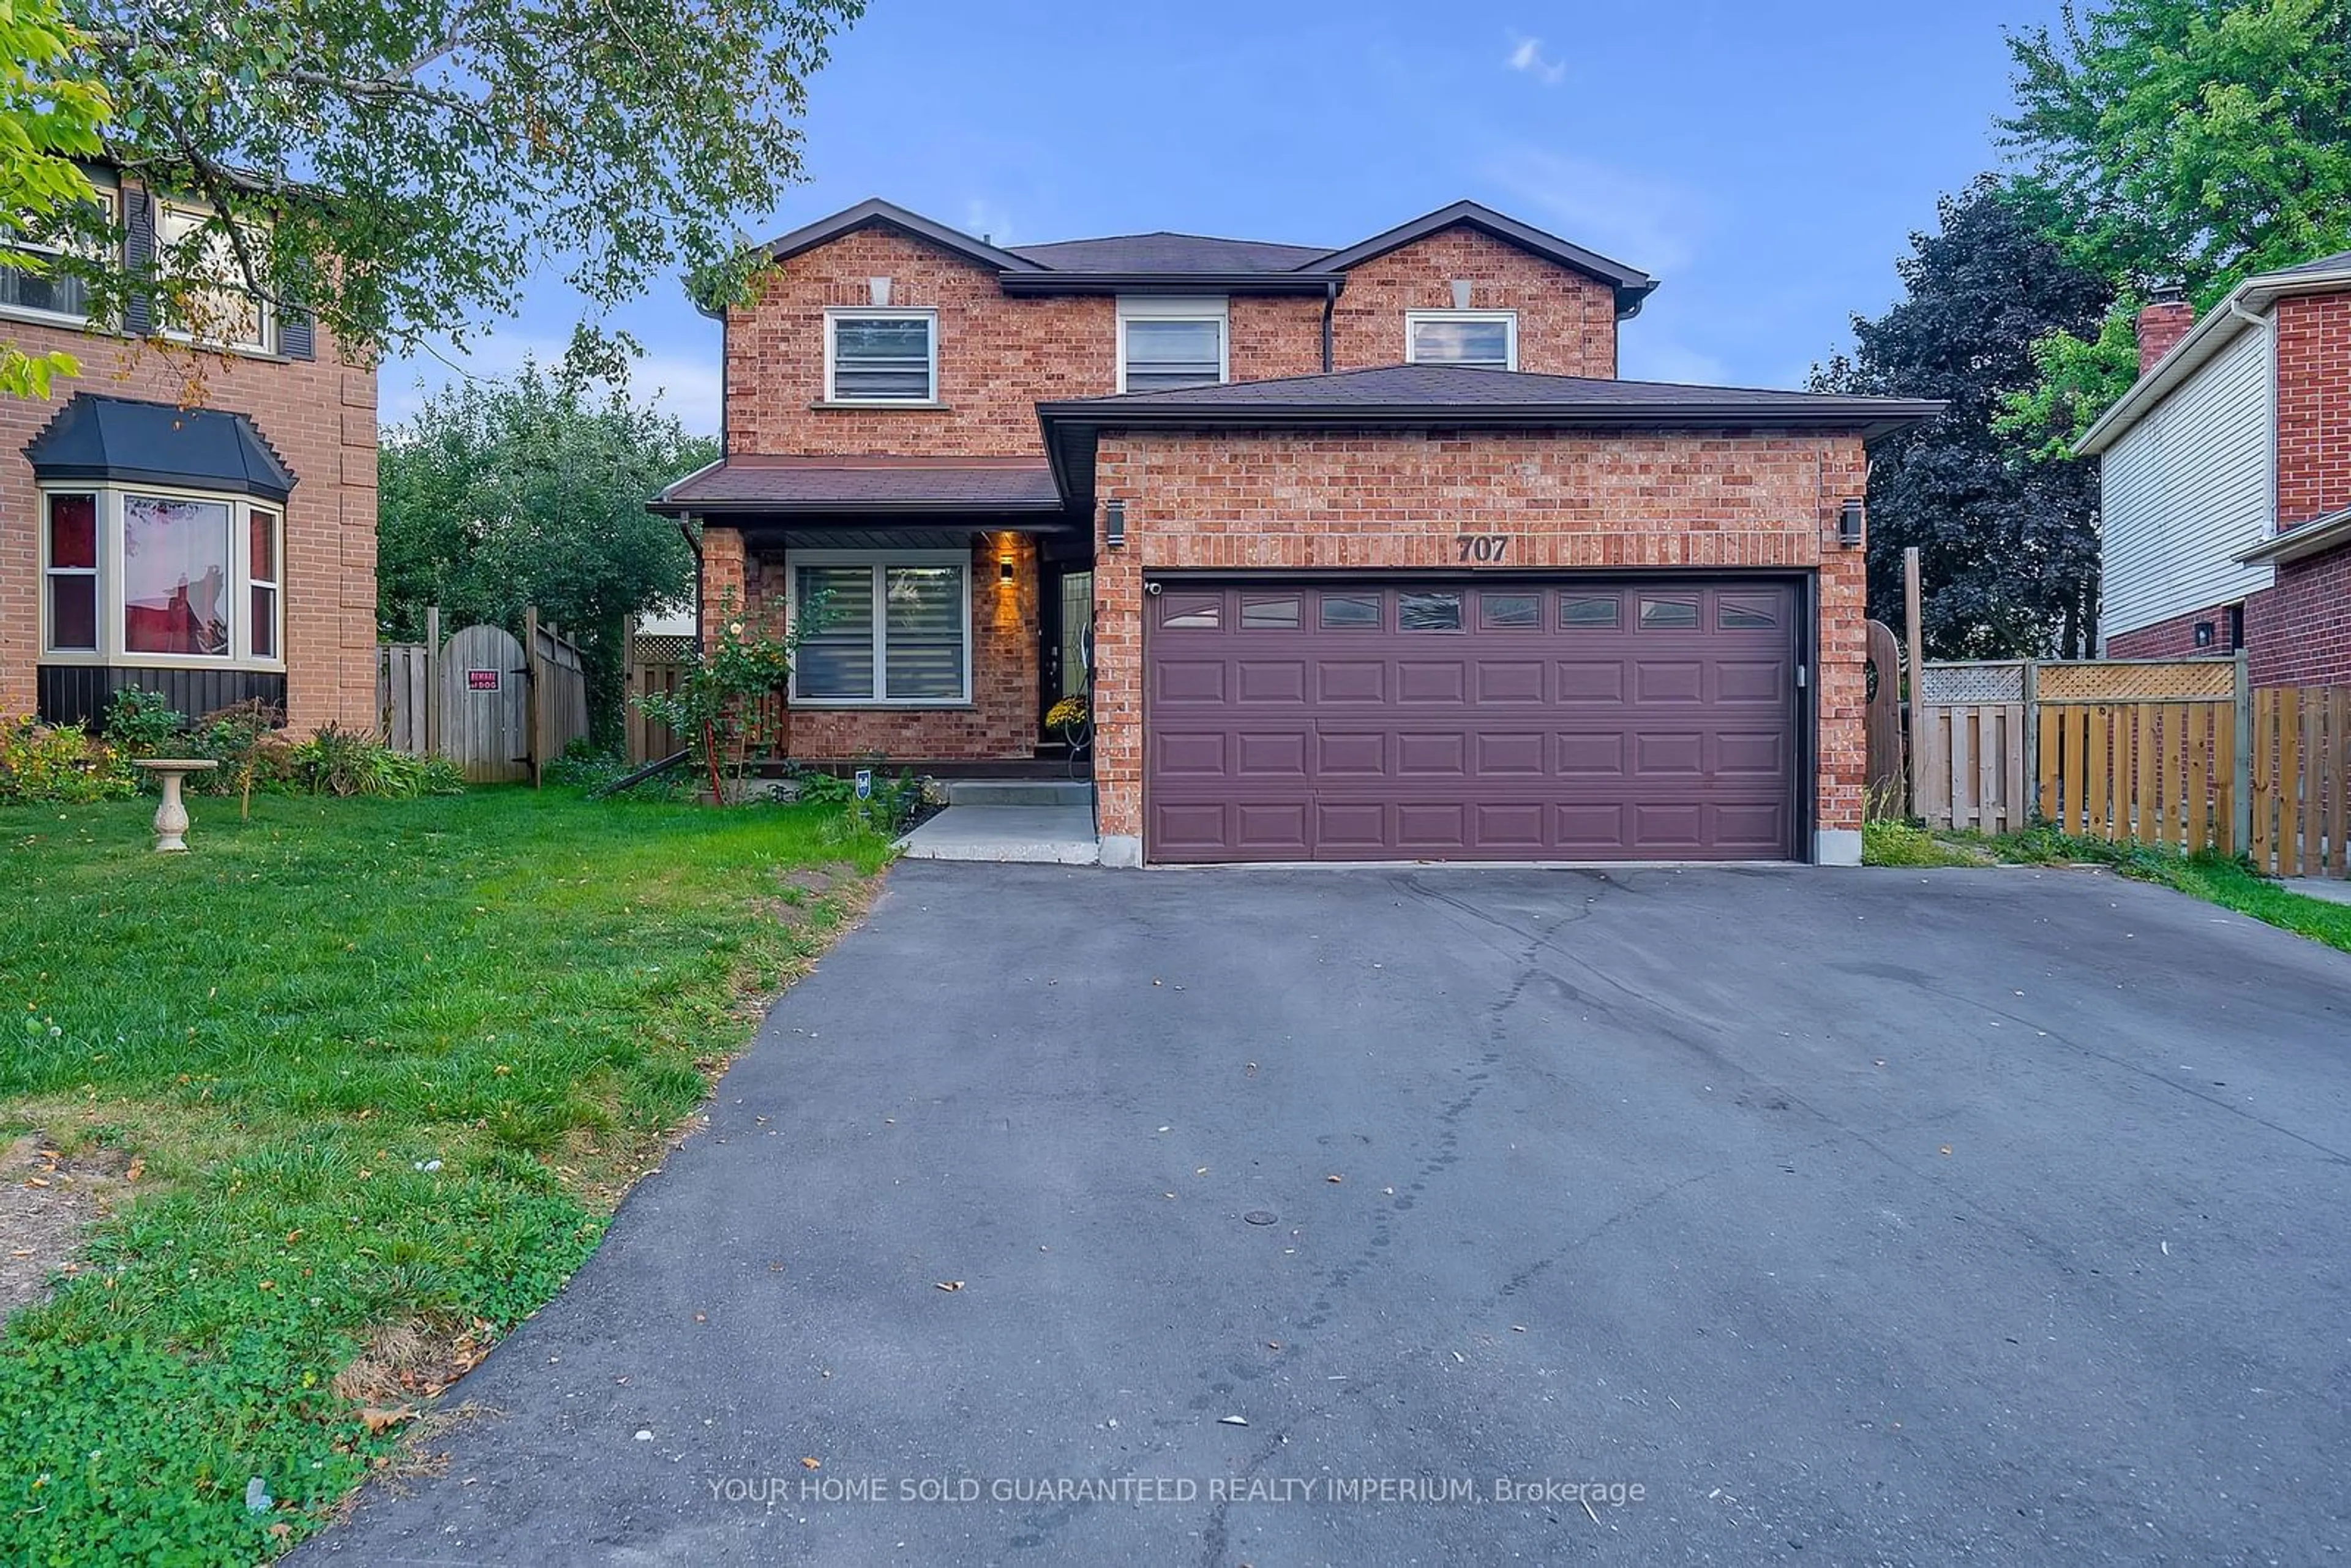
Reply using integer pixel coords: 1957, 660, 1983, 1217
1143, 580, 1802, 863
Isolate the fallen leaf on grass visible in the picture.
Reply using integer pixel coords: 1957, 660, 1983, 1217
124, 1157, 144, 1182
1325, 1174, 1343, 1184
801, 1457, 822, 1470
359, 1406, 416, 1435
935, 1280, 964, 1292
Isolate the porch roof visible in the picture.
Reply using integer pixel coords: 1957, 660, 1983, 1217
651, 455, 1066, 517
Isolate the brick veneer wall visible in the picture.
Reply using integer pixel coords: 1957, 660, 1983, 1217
2258, 541, 2351, 685
1331, 228, 1619, 377
2104, 600, 2254, 662
0, 317, 378, 731
2275, 294, 2351, 529
1086, 429, 1870, 853
697, 526, 1039, 761
723, 222, 1625, 467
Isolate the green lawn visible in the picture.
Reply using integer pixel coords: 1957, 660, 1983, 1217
0, 789, 890, 1563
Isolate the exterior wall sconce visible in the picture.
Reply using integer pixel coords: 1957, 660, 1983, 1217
2194, 621, 2215, 648
1838, 498, 1865, 550
1104, 499, 1127, 549
999, 557, 1016, 583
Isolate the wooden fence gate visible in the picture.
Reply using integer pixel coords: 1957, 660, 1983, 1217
378, 607, 591, 784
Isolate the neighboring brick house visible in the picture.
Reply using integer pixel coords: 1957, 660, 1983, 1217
1, 170, 379, 733
2079, 251, 2351, 686
653, 197, 1937, 866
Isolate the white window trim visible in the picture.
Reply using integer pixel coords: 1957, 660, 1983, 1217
0, 185, 119, 331
1116, 295, 1229, 394
157, 200, 277, 356
822, 307, 939, 405
786, 549, 973, 707
1404, 309, 1518, 370
35, 481, 286, 670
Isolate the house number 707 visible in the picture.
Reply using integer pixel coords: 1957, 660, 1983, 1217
1456, 535, 1510, 563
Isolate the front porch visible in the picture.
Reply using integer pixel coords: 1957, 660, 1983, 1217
655, 456, 1095, 773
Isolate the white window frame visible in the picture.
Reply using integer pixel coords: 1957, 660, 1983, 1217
1116, 296, 1229, 394
0, 186, 119, 329
157, 200, 276, 356
1404, 309, 1518, 370
822, 307, 939, 404
786, 549, 973, 707
35, 481, 286, 670
39, 490, 99, 654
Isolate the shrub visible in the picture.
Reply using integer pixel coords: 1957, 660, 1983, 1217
0, 719, 137, 803
286, 724, 464, 798
544, 738, 631, 791
101, 687, 184, 759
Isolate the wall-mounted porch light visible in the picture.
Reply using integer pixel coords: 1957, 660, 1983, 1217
999, 557, 1016, 583
1104, 499, 1127, 549
1838, 498, 1865, 550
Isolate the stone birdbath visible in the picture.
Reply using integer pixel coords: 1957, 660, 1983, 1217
132, 759, 219, 852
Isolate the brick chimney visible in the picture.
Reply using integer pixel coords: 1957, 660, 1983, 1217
2135, 287, 2194, 375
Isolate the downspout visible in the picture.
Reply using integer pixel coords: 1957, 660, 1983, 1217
2226, 296, 2276, 538
1320, 279, 1337, 373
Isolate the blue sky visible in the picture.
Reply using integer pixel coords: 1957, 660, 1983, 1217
383, 0, 2068, 434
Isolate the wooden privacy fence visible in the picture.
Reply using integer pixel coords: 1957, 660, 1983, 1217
624, 631, 693, 765
377, 607, 591, 784
1914, 653, 2350, 877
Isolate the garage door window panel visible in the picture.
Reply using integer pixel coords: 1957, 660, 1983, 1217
1159, 593, 1220, 629
1318, 593, 1382, 629
1638, 596, 1699, 630
1400, 591, 1463, 632
1560, 595, 1621, 629
1718, 595, 1780, 629
1479, 592, 1539, 629
1241, 595, 1301, 630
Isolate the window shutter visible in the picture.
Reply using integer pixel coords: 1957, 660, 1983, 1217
122, 190, 156, 337
279, 308, 313, 360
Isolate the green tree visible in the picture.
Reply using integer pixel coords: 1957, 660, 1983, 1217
0, 0, 110, 396
1813, 179, 2114, 657
1997, 0, 2351, 437
58, 0, 863, 360
379, 360, 713, 744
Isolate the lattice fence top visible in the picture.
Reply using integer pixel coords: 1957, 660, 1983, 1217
1919, 662, 2025, 703
631, 633, 696, 666
2036, 659, 2235, 701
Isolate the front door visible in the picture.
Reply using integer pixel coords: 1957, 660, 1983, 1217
1039, 568, 1093, 737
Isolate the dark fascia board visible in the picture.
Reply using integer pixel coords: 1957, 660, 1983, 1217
647, 494, 1073, 520
1037, 397, 1946, 505
998, 269, 1346, 297
754, 197, 1048, 274
1308, 200, 1660, 317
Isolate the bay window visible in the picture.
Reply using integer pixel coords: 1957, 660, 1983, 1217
40, 486, 284, 666
789, 553, 970, 705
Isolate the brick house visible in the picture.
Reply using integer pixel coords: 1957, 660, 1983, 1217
2079, 250, 2351, 685
653, 197, 1937, 866
1, 170, 379, 733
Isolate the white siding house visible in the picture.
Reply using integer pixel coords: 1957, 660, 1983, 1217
2095, 322, 2273, 646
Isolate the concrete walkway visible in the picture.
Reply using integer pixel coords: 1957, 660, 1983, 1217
897, 803, 1100, 864
2283, 877, 2351, 906
896, 779, 1100, 865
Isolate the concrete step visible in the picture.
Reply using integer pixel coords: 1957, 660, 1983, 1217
898, 805, 1101, 865
943, 779, 1093, 809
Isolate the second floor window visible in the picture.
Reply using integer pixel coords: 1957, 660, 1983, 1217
159, 202, 274, 354
0, 188, 118, 324
827, 310, 937, 402
1406, 310, 1517, 371
1119, 299, 1228, 393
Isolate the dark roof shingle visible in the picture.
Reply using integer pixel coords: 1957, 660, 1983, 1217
655, 457, 1062, 514
1006, 232, 1331, 274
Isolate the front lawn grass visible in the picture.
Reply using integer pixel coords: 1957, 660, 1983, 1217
0, 788, 889, 1562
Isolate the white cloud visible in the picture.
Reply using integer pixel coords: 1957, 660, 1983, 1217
1505, 34, 1566, 86
1479, 145, 1700, 275
381, 330, 723, 437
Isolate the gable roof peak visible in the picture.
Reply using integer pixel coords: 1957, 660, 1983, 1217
752, 196, 1047, 273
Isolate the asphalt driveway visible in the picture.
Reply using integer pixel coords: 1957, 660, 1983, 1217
302, 863, 2351, 1566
